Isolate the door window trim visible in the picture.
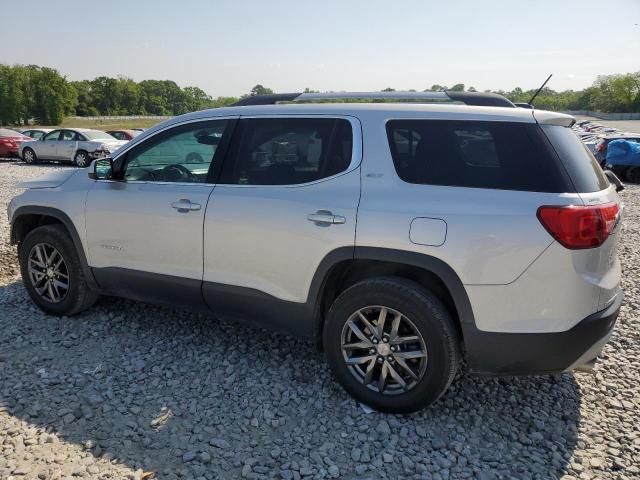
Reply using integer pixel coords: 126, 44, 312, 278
108, 117, 238, 186
217, 114, 363, 189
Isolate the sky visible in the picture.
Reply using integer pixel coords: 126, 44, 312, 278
2, 0, 639, 97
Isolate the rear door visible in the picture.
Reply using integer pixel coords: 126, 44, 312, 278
57, 130, 83, 161
202, 116, 361, 331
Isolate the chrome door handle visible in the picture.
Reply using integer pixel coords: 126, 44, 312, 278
171, 199, 201, 213
307, 210, 346, 225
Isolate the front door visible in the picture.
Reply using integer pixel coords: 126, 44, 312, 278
85, 118, 236, 308
39, 130, 62, 159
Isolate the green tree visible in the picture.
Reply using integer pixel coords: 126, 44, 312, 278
250, 84, 274, 96
29, 67, 75, 124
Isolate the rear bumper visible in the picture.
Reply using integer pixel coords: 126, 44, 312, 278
465, 293, 622, 375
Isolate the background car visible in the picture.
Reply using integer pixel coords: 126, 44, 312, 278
0, 128, 32, 159
105, 129, 141, 141
595, 134, 640, 164
19, 128, 128, 167
21, 128, 54, 140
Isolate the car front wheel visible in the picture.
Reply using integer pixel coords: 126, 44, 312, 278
19, 225, 98, 316
22, 147, 37, 164
323, 277, 460, 413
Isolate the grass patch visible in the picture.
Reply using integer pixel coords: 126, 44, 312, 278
39, 117, 169, 130
60, 117, 166, 130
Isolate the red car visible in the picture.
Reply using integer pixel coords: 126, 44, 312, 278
0, 129, 32, 158
105, 129, 140, 141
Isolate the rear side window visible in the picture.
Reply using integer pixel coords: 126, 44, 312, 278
386, 120, 568, 192
223, 118, 353, 185
542, 126, 609, 193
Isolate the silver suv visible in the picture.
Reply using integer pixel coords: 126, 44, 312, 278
8, 91, 623, 413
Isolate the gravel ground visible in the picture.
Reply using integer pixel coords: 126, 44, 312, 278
0, 161, 639, 480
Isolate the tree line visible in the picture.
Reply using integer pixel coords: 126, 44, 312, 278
0, 63, 638, 126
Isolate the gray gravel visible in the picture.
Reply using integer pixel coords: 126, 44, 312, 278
1, 160, 639, 480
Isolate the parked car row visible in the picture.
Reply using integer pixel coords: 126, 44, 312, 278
0, 127, 144, 167
573, 120, 640, 182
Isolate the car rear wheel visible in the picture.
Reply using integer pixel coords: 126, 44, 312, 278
19, 225, 99, 316
323, 277, 460, 413
74, 150, 89, 168
22, 147, 37, 164
626, 166, 640, 183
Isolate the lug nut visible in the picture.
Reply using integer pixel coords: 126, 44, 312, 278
372, 338, 379, 344
369, 348, 376, 354
390, 345, 397, 352
377, 356, 384, 363
382, 335, 389, 343
387, 355, 394, 362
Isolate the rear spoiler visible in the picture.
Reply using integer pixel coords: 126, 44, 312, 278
532, 110, 575, 128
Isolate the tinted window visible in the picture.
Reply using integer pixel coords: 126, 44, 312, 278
542, 126, 609, 193
61, 130, 80, 141
123, 120, 228, 183
386, 120, 568, 192
44, 131, 61, 141
223, 118, 353, 185
109, 131, 127, 140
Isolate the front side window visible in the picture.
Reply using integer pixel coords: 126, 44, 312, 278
222, 118, 353, 185
30, 131, 44, 140
387, 120, 568, 192
122, 120, 229, 183
44, 131, 61, 141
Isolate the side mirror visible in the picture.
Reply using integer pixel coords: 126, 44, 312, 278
604, 169, 624, 193
88, 157, 114, 180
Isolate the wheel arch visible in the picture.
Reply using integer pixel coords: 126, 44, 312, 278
11, 206, 98, 289
310, 247, 476, 344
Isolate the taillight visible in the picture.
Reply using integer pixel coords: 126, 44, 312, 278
537, 202, 619, 249
596, 142, 605, 153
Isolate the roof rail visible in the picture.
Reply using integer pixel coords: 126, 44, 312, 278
231, 91, 515, 108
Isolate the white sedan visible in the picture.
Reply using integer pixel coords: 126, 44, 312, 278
19, 128, 128, 167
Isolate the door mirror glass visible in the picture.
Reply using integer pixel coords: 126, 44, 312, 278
89, 158, 114, 180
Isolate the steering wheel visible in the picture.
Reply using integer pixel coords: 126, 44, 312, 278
162, 163, 194, 182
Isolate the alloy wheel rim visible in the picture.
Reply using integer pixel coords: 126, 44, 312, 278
27, 243, 69, 303
341, 306, 428, 395
76, 153, 87, 166
24, 150, 34, 162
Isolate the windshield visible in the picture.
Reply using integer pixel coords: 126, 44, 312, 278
83, 130, 117, 140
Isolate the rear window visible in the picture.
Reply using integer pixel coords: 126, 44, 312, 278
542, 126, 609, 193
386, 120, 568, 192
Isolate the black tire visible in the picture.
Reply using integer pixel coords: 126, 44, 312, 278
22, 147, 38, 164
19, 225, 99, 316
323, 277, 460, 413
626, 166, 640, 183
74, 150, 89, 168
610, 165, 629, 181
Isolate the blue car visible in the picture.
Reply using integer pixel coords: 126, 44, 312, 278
605, 139, 640, 182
